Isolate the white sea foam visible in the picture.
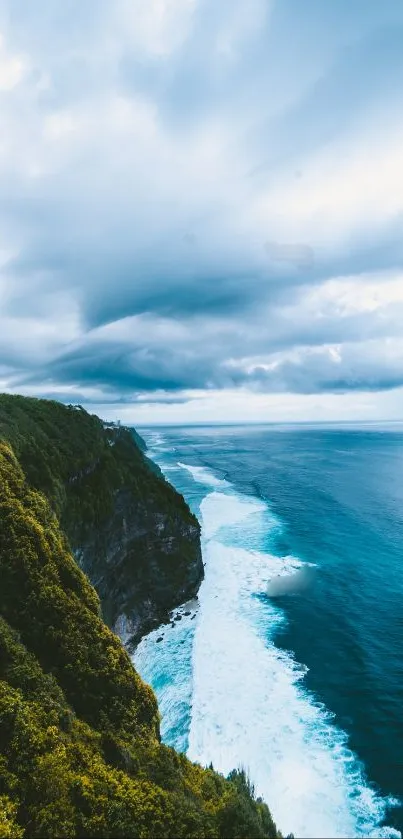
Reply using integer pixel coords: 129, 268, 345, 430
135, 438, 400, 839
199, 490, 265, 539
134, 604, 198, 752
187, 489, 400, 839
146, 431, 166, 448
177, 461, 230, 488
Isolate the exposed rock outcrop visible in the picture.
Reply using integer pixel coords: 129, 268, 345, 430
0, 437, 279, 838
75, 484, 203, 648
0, 393, 203, 647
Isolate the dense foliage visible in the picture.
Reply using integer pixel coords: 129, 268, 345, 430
0, 395, 201, 635
0, 394, 193, 543
0, 399, 280, 838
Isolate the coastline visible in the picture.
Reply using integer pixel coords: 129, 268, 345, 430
134, 427, 402, 839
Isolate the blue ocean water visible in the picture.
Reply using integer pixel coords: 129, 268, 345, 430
133, 423, 403, 839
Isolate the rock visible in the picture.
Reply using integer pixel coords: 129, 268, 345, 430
184, 611, 191, 616
175, 614, 182, 621
71, 434, 203, 649
156, 636, 164, 643
0, 394, 204, 652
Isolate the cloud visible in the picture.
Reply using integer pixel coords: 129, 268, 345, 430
0, 32, 26, 90
1, 0, 403, 420
13, 269, 403, 406
226, 339, 403, 395
84, 387, 403, 427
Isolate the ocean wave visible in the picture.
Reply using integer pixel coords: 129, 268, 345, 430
145, 431, 166, 448
136, 437, 400, 839
134, 604, 198, 753
177, 461, 230, 488
199, 489, 265, 539
187, 486, 400, 839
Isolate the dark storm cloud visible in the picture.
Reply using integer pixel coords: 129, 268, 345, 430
1, 0, 403, 415
24, 342, 209, 393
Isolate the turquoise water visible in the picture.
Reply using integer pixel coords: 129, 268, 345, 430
133, 424, 403, 838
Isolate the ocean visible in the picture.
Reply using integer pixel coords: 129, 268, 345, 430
133, 423, 403, 839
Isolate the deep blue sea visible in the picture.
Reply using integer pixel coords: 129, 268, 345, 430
133, 423, 403, 839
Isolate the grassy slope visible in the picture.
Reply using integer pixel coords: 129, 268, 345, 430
0, 399, 280, 838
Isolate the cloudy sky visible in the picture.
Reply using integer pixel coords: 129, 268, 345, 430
1, 0, 403, 424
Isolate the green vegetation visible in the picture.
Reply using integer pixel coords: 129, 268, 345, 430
0, 394, 193, 544
0, 394, 202, 637
0, 396, 280, 837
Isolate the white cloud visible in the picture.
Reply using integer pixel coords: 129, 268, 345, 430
43, 111, 78, 141
214, 0, 269, 59
222, 337, 403, 396
110, 0, 198, 57
89, 387, 403, 426
305, 271, 403, 316
0, 32, 26, 90
250, 116, 403, 253
1, 1, 403, 420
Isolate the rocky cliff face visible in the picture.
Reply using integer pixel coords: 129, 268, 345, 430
75, 480, 204, 647
0, 394, 203, 646
0, 437, 279, 838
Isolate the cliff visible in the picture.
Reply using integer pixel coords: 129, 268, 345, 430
0, 403, 279, 838
0, 394, 203, 646
0, 439, 278, 837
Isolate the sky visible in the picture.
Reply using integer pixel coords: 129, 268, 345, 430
1, 0, 403, 425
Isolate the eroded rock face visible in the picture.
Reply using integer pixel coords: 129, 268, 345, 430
67, 427, 204, 648
76, 488, 203, 649
0, 394, 204, 648
0, 436, 279, 839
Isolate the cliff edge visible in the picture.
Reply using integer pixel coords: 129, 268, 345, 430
0, 437, 279, 838
0, 394, 203, 646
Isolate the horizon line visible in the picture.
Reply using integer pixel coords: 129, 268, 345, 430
133, 418, 403, 429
